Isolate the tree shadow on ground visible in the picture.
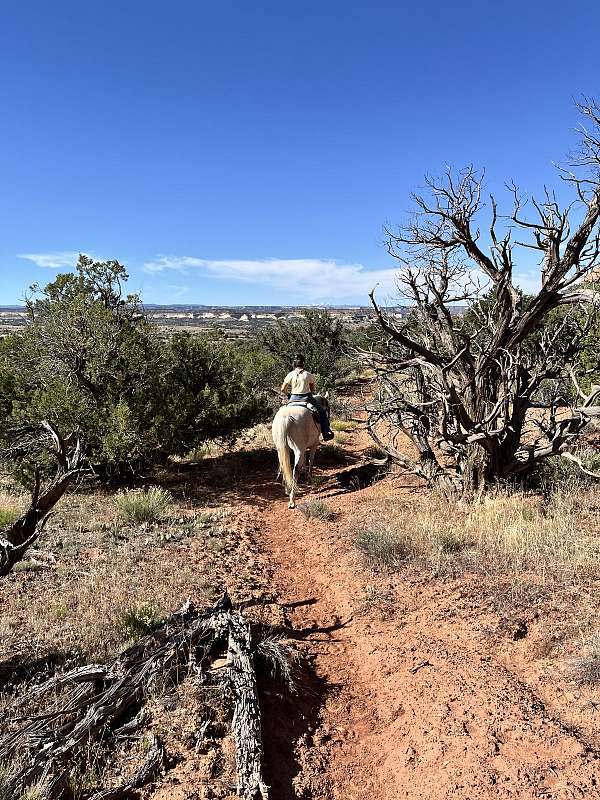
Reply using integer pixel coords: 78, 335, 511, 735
0, 647, 81, 695
154, 445, 360, 509
255, 605, 349, 800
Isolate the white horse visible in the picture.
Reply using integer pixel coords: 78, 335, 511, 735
272, 395, 329, 508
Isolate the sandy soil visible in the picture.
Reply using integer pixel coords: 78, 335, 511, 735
5, 410, 600, 798
234, 423, 600, 799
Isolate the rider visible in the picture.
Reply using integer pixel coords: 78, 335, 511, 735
281, 354, 335, 441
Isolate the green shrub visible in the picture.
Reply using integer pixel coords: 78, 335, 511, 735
529, 447, 600, 494
0, 256, 271, 483
116, 487, 172, 523
117, 603, 164, 641
257, 308, 348, 392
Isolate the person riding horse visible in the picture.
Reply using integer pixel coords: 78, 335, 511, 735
280, 354, 334, 441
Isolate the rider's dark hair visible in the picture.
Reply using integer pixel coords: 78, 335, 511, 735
293, 354, 305, 368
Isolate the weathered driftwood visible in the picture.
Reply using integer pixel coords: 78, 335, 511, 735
87, 733, 165, 800
0, 596, 272, 799
0, 421, 83, 576
227, 610, 269, 800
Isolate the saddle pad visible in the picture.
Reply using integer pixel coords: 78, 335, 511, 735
287, 400, 320, 424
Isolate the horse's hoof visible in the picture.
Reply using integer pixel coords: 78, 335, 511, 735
288, 502, 296, 509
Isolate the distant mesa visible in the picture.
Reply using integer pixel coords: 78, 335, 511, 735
1, 303, 467, 338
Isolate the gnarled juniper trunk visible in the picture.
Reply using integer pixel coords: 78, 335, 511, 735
361, 102, 600, 495
0, 423, 83, 575
455, 367, 529, 492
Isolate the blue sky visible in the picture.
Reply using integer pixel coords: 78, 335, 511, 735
1, 0, 599, 306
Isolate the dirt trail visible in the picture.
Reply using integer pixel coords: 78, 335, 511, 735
249, 430, 600, 799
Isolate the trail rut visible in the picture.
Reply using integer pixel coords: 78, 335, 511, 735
246, 439, 600, 799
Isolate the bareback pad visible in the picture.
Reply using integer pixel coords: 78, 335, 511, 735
286, 400, 321, 428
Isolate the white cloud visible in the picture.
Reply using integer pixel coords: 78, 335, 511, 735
18, 251, 81, 269
142, 256, 400, 303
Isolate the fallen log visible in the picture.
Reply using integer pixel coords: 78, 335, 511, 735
87, 733, 165, 800
227, 610, 269, 800
0, 595, 278, 799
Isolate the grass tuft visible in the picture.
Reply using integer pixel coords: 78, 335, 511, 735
256, 634, 299, 690
115, 487, 172, 524
349, 484, 600, 595
353, 524, 413, 571
331, 420, 357, 433
0, 508, 19, 528
116, 603, 164, 641
13, 561, 44, 574
429, 527, 464, 555
323, 444, 349, 463
298, 499, 335, 521
363, 444, 388, 461
184, 444, 213, 463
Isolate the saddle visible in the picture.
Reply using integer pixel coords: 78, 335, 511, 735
286, 399, 321, 427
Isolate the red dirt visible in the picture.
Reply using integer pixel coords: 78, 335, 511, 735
10, 413, 600, 798
244, 428, 600, 799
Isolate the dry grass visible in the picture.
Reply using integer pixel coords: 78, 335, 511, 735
115, 487, 173, 524
331, 420, 358, 433
362, 444, 387, 461
0, 491, 249, 663
298, 499, 335, 521
256, 633, 300, 690
572, 633, 600, 685
0, 487, 26, 528
13, 550, 214, 661
353, 522, 414, 570
0, 472, 270, 800
351, 485, 600, 593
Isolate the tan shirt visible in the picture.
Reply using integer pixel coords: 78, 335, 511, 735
282, 368, 315, 394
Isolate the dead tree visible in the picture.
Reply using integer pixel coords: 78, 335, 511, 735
362, 98, 600, 494
0, 421, 83, 575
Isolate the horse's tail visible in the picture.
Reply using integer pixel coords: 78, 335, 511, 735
272, 413, 294, 494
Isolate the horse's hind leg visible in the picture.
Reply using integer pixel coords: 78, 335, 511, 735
289, 445, 301, 508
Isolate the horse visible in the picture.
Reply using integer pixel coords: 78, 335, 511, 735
272, 395, 329, 509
